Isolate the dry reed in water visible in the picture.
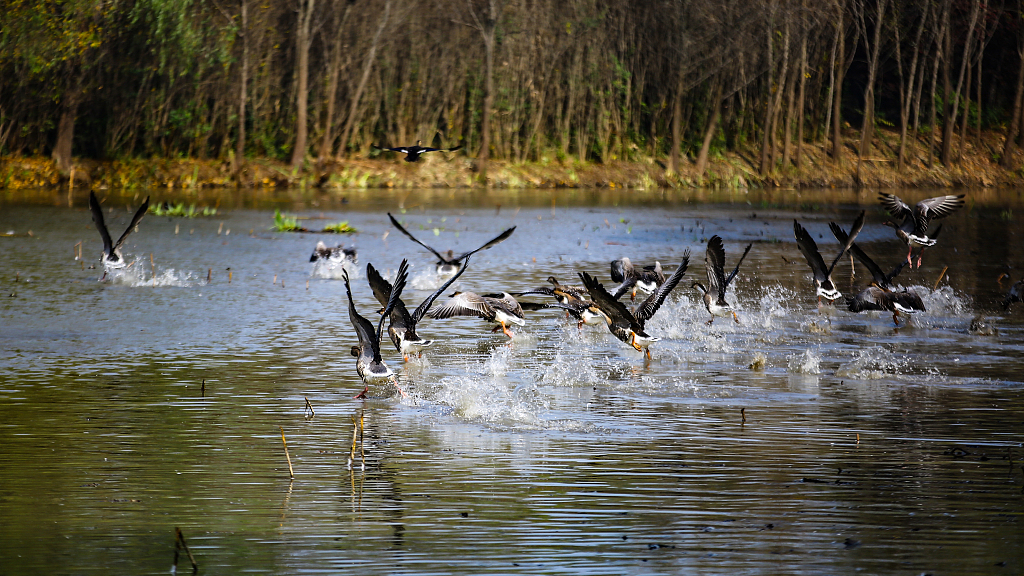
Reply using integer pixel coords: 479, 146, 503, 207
173, 527, 198, 573
280, 427, 294, 479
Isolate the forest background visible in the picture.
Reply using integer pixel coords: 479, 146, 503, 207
3, 0, 1024, 190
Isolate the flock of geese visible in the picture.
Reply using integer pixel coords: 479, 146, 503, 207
87, 190, 1024, 398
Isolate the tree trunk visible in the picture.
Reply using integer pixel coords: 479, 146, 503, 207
857, 0, 888, 183
235, 0, 248, 172
795, 29, 807, 168
479, 23, 495, 182
941, 0, 979, 166
831, 4, 845, 162
897, 0, 929, 172
670, 75, 683, 175
289, 0, 316, 170
1001, 18, 1024, 168
53, 85, 81, 174
696, 82, 722, 177
760, 3, 777, 175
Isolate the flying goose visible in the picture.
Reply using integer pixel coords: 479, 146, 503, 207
878, 192, 965, 268
372, 140, 463, 162
793, 211, 864, 305
692, 236, 752, 325
88, 191, 150, 278
427, 291, 526, 338
580, 250, 690, 360
610, 257, 665, 300
366, 256, 469, 360
388, 212, 515, 276
343, 260, 409, 398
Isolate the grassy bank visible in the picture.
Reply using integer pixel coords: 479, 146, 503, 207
4, 128, 1024, 192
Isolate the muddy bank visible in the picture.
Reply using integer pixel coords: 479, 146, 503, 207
4, 128, 1024, 191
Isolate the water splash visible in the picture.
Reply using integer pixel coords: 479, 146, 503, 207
108, 265, 195, 287
835, 346, 907, 380
787, 349, 821, 374
310, 258, 358, 280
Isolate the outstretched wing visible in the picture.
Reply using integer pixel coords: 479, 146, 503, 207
878, 192, 913, 222
793, 220, 830, 284
705, 236, 727, 299
451, 226, 516, 263
724, 243, 752, 289
378, 259, 409, 342
826, 211, 865, 276
411, 255, 471, 323
343, 268, 380, 361
580, 271, 638, 329
829, 221, 886, 287
88, 192, 114, 257
918, 194, 965, 220
636, 249, 690, 325
428, 291, 494, 321
387, 212, 448, 262
113, 196, 150, 253
372, 144, 410, 153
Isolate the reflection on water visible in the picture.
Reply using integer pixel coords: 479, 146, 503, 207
1, 188, 1023, 575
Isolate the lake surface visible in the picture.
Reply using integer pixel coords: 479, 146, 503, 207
2, 186, 1023, 575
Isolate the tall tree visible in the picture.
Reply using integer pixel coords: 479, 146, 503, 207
290, 0, 318, 169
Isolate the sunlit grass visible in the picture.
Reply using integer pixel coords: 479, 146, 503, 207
321, 221, 357, 234
149, 202, 217, 218
272, 209, 304, 232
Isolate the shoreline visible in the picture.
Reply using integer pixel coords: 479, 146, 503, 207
4, 128, 1024, 192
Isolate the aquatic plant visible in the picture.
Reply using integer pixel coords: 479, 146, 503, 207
272, 209, 305, 232
321, 221, 357, 234
149, 202, 217, 218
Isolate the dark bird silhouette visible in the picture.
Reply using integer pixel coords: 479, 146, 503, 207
692, 236, 752, 325
514, 276, 605, 329
366, 256, 469, 360
581, 250, 690, 360
878, 192, 965, 268
793, 211, 864, 305
428, 291, 526, 338
310, 241, 357, 264
343, 260, 409, 398
388, 212, 515, 276
88, 191, 150, 278
372, 140, 463, 162
1003, 279, 1024, 311
610, 257, 665, 300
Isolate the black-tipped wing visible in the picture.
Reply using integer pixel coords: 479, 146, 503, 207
365, 262, 393, 308
725, 243, 752, 289
372, 144, 408, 153
794, 220, 830, 284
388, 212, 448, 263
428, 291, 495, 321
580, 271, 639, 330
113, 196, 149, 253
705, 236, 727, 299
635, 250, 690, 325
451, 226, 516, 263
89, 192, 114, 257
378, 259, 409, 341
878, 192, 914, 222
829, 221, 883, 285
343, 268, 382, 362
411, 255, 471, 323
826, 211, 864, 275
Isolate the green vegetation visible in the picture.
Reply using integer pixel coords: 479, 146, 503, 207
321, 221, 357, 234
149, 202, 217, 218
272, 210, 305, 232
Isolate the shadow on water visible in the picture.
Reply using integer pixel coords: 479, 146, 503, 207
1, 187, 1023, 574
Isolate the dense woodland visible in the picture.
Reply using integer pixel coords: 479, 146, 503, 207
2, 0, 1024, 179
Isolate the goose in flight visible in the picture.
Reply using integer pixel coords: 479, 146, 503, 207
580, 250, 690, 360
388, 213, 515, 276
366, 256, 469, 360
372, 140, 463, 162
692, 236, 752, 325
793, 211, 864, 305
427, 291, 526, 338
878, 192, 965, 268
343, 260, 409, 398
88, 191, 150, 278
